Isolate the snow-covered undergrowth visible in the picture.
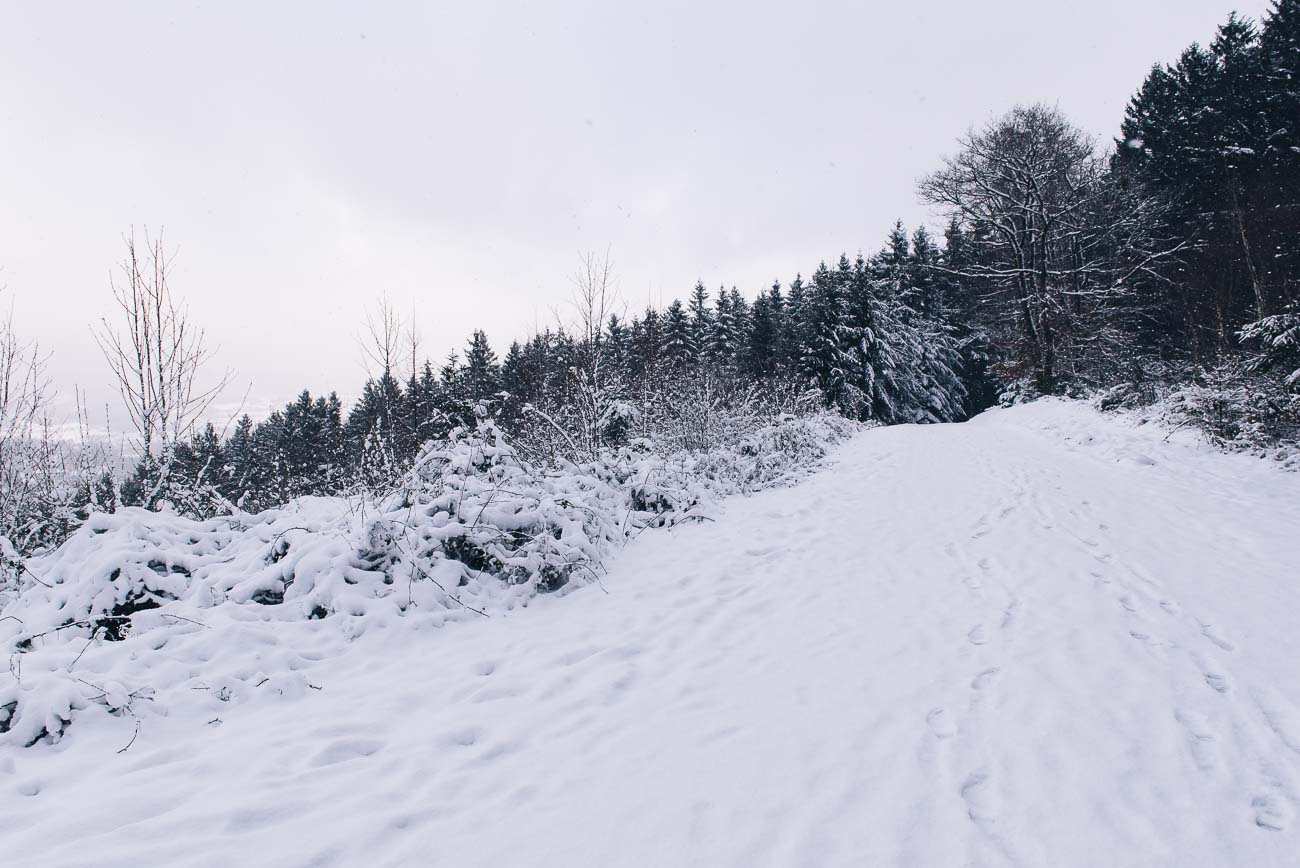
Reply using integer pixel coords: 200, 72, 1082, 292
1091, 375, 1300, 470
0, 413, 859, 748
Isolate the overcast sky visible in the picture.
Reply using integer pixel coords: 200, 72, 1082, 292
0, 0, 1272, 428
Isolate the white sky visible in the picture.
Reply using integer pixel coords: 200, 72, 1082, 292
0, 0, 1272, 427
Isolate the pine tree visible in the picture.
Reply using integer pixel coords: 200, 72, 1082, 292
167, 422, 226, 515
907, 225, 942, 316
660, 298, 693, 372
463, 330, 501, 405
221, 414, 256, 506
801, 260, 860, 413
744, 282, 783, 378
687, 281, 712, 367
783, 274, 808, 374
872, 220, 911, 282
604, 314, 631, 383
708, 289, 738, 370
403, 363, 441, 450
728, 288, 750, 353
631, 307, 662, 386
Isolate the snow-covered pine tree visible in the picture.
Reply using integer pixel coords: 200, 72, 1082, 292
463, 330, 501, 406
604, 314, 632, 385
783, 274, 809, 376
802, 260, 862, 415
745, 283, 782, 378
630, 307, 662, 387
660, 299, 693, 374
708, 289, 738, 371
687, 281, 712, 369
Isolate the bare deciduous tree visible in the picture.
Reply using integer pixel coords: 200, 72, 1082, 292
359, 294, 403, 376
0, 290, 49, 455
920, 104, 1182, 388
572, 249, 620, 378
0, 284, 125, 561
0, 286, 59, 560
405, 303, 422, 381
92, 229, 231, 463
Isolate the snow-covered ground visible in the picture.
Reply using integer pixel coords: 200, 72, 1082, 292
3, 399, 1299, 867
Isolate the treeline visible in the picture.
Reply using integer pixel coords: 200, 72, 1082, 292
150, 234, 976, 516
1116, 8, 1299, 349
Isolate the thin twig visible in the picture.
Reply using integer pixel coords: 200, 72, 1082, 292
159, 613, 209, 628
68, 630, 98, 671
117, 719, 141, 754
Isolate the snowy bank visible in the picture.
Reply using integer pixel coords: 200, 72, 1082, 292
0, 413, 859, 748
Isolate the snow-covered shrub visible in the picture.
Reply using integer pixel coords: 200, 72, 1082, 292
997, 378, 1043, 407
1158, 366, 1299, 462
0, 410, 861, 747
1240, 305, 1300, 390
380, 417, 624, 594
1083, 350, 1299, 467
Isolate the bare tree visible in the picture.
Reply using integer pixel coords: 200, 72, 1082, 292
919, 104, 1182, 388
572, 249, 619, 376
405, 302, 422, 381
519, 251, 630, 460
0, 290, 49, 453
359, 294, 403, 376
0, 286, 57, 559
92, 229, 231, 463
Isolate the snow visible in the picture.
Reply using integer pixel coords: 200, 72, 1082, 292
3, 399, 1300, 867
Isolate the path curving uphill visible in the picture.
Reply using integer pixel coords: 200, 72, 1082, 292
3, 399, 1299, 867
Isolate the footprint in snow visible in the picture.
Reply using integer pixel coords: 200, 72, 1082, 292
1199, 623, 1236, 652
1202, 668, 1231, 694
438, 726, 483, 748
310, 737, 385, 767
1253, 790, 1291, 831
962, 575, 983, 592
926, 707, 957, 739
1254, 690, 1300, 755
1174, 708, 1218, 772
967, 625, 989, 646
960, 770, 997, 824
971, 668, 1000, 691
1119, 595, 1139, 613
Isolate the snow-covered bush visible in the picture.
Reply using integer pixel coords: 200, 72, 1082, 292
1086, 357, 1300, 467
0, 410, 860, 747
1157, 366, 1299, 463
1240, 305, 1300, 390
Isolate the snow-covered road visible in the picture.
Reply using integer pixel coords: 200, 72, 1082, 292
4, 401, 1300, 867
